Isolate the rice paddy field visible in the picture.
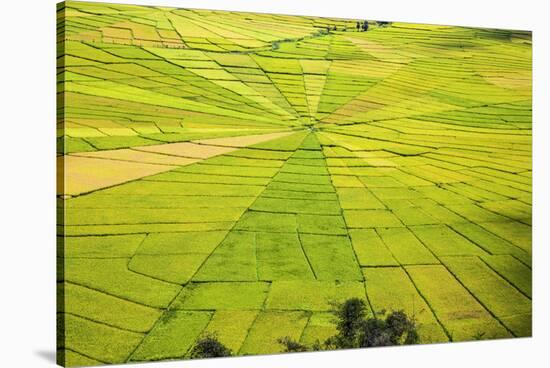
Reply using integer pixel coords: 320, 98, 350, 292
57, 1, 532, 366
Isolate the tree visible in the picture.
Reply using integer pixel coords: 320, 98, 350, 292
189, 334, 232, 359
357, 316, 391, 347
331, 298, 367, 348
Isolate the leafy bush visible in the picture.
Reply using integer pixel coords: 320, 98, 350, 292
278, 336, 310, 352
189, 334, 232, 359
357, 310, 419, 347
279, 298, 419, 352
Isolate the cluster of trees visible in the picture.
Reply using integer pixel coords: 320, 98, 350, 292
189, 298, 419, 359
320, 20, 392, 33
356, 21, 369, 32
279, 298, 419, 352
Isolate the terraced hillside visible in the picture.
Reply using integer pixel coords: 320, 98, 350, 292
57, 1, 532, 366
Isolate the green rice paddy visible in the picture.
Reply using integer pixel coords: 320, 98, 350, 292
57, 1, 532, 366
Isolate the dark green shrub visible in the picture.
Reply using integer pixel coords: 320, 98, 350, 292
189, 334, 232, 359
278, 336, 310, 352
